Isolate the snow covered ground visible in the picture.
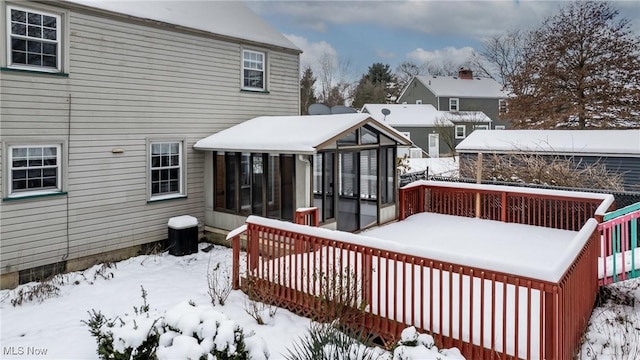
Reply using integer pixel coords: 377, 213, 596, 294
405, 157, 459, 177
0, 245, 463, 360
1, 219, 637, 359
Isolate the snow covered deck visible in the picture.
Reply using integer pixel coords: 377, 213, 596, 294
364, 213, 580, 283
231, 181, 613, 360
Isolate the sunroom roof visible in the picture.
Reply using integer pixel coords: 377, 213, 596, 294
194, 114, 413, 154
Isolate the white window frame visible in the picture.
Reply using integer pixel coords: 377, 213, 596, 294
242, 49, 266, 91
449, 98, 459, 111
494, 125, 506, 130
416, 100, 422, 104
498, 99, 508, 113
475, 125, 489, 130
454, 125, 466, 139
8, 144, 62, 197
401, 131, 411, 140
6, 5, 62, 72
149, 140, 185, 201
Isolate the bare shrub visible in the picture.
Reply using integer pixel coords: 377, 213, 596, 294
460, 153, 625, 190
312, 268, 368, 327
243, 278, 278, 325
10, 282, 60, 306
207, 261, 232, 306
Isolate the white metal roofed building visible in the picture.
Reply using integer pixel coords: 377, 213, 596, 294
194, 113, 413, 233
455, 129, 640, 191
0, 0, 300, 289
361, 103, 491, 158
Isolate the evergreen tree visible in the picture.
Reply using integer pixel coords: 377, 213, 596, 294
300, 66, 317, 115
352, 62, 397, 106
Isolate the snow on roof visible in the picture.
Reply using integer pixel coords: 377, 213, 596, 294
194, 113, 413, 154
64, 0, 299, 51
456, 129, 640, 156
361, 104, 490, 127
414, 75, 507, 99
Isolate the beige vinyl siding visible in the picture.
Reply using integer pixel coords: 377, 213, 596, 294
0, 3, 299, 274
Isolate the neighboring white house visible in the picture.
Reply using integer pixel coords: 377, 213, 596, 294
361, 103, 491, 158
0, 0, 301, 288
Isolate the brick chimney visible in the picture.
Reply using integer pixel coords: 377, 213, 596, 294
458, 67, 473, 80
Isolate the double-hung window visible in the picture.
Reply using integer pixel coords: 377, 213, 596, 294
449, 98, 459, 111
9, 145, 61, 196
242, 50, 265, 91
150, 141, 183, 199
7, 6, 61, 72
455, 125, 466, 139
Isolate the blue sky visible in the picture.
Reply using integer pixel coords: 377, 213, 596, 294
246, 0, 640, 80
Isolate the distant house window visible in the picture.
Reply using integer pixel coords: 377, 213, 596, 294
475, 125, 489, 130
9, 145, 61, 196
416, 100, 422, 104
449, 98, 459, 111
7, 6, 61, 72
455, 125, 466, 139
150, 141, 183, 199
242, 50, 265, 90
495, 125, 506, 130
401, 132, 411, 140
499, 99, 508, 114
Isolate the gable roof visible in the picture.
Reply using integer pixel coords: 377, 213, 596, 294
399, 75, 507, 100
194, 114, 413, 154
64, 0, 299, 52
361, 104, 491, 127
456, 129, 640, 156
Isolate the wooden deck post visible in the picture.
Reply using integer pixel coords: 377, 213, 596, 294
232, 235, 241, 290
475, 153, 483, 218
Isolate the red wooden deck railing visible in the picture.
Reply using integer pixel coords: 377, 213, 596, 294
231, 217, 601, 359
228, 181, 615, 359
294, 207, 320, 227
399, 181, 613, 230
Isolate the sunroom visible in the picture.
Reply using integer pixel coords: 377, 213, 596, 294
194, 113, 412, 234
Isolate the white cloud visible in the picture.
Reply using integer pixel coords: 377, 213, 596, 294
375, 49, 396, 59
284, 34, 337, 75
407, 46, 476, 67
249, 1, 640, 43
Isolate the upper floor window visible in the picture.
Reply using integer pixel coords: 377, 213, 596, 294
7, 6, 61, 72
449, 98, 459, 111
475, 125, 489, 130
150, 141, 183, 200
242, 50, 265, 91
494, 125, 506, 130
9, 145, 61, 196
499, 99, 508, 114
454, 125, 466, 139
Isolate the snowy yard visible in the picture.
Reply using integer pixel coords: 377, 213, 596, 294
0, 245, 462, 360
1, 214, 636, 359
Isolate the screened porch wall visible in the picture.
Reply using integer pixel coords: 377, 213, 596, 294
204, 152, 308, 232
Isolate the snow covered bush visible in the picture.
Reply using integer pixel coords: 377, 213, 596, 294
82, 286, 160, 360
392, 327, 465, 360
83, 287, 262, 360
283, 321, 385, 360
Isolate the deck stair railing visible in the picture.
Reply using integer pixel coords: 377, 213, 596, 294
598, 202, 640, 285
